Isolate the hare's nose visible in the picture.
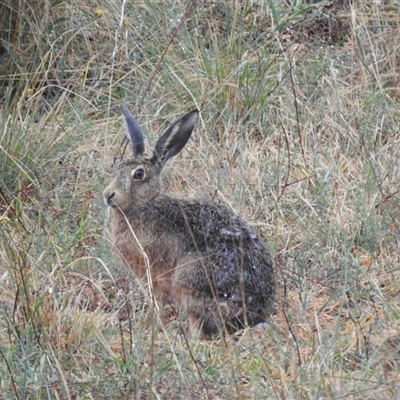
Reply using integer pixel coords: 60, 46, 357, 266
108, 192, 115, 201
103, 188, 116, 206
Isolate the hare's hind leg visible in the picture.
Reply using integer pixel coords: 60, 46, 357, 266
170, 254, 206, 338
171, 254, 225, 339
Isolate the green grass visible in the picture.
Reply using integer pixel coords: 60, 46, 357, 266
1, 0, 400, 398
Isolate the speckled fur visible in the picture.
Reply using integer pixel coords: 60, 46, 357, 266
103, 106, 275, 338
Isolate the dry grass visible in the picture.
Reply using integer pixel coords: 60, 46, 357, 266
1, 0, 400, 398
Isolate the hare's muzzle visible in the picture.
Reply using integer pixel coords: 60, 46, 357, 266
103, 186, 116, 207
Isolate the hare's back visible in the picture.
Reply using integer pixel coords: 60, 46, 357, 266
168, 199, 274, 284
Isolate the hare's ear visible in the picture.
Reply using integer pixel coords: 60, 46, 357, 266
121, 104, 145, 157
152, 109, 199, 166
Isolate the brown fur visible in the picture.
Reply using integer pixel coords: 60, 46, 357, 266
103, 107, 275, 338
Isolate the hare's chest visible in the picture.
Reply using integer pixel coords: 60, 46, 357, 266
109, 211, 182, 280
110, 219, 151, 277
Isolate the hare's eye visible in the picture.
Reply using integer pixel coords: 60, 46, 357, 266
132, 168, 145, 180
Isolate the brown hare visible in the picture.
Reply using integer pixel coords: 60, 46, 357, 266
103, 105, 275, 338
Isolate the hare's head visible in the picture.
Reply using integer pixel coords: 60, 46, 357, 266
103, 105, 199, 212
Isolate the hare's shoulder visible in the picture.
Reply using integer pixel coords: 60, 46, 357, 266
151, 196, 240, 225
151, 197, 266, 250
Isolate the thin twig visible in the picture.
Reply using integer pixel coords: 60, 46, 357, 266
180, 325, 211, 400
0, 346, 20, 400
282, 176, 311, 189
287, 54, 308, 172
374, 190, 399, 209
277, 117, 291, 202
282, 300, 302, 366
